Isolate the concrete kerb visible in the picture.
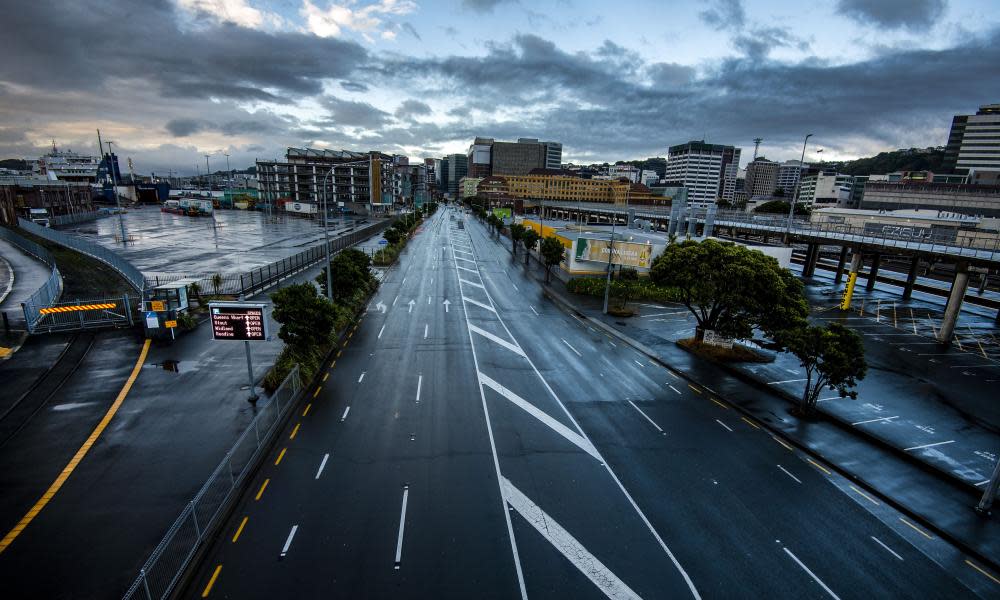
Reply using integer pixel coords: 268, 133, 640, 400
0, 255, 13, 305
540, 284, 1000, 574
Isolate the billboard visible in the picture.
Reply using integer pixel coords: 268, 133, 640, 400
574, 237, 654, 269
209, 302, 268, 341
492, 207, 511, 219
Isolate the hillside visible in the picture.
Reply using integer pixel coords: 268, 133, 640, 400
0, 158, 28, 171
817, 147, 947, 176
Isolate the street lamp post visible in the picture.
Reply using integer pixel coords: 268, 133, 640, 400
602, 181, 630, 314
785, 133, 812, 241
321, 167, 337, 301
105, 141, 127, 244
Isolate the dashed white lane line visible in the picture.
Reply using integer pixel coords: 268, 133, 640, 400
394, 485, 409, 570
668, 384, 682, 395
340, 406, 351, 422
628, 401, 665, 435
415, 375, 423, 404
378, 325, 386, 339
280, 525, 299, 558
633, 359, 644, 368
358, 372, 365, 383
315, 454, 329, 479
851, 415, 899, 426
512, 283, 519, 291
562, 338, 583, 357
777, 465, 802, 484
904, 440, 955, 452
715, 419, 733, 433
424, 324, 428, 339
767, 378, 807, 385
870, 536, 903, 561
392, 295, 398, 306
783, 547, 841, 600
530, 305, 539, 316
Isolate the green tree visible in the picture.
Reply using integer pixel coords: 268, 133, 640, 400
786, 323, 867, 415
540, 236, 565, 283
383, 228, 403, 246
316, 249, 372, 303
509, 223, 525, 256
270, 282, 339, 351
521, 229, 540, 265
649, 239, 808, 342
754, 200, 809, 216
188, 281, 203, 307
211, 273, 223, 296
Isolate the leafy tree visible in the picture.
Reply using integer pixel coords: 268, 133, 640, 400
773, 187, 786, 198
755, 200, 810, 216
188, 281, 203, 306
540, 236, 565, 282
649, 239, 808, 342
786, 323, 867, 415
521, 229, 540, 265
509, 223, 526, 256
383, 228, 403, 246
211, 273, 223, 296
316, 249, 372, 303
270, 282, 339, 351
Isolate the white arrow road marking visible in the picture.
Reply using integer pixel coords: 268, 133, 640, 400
469, 324, 525, 356
408, 299, 415, 314
443, 299, 451, 313
479, 372, 599, 461
375, 302, 387, 313
501, 477, 641, 600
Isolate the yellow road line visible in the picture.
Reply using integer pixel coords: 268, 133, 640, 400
337, 350, 343, 358
741, 416, 760, 430
274, 447, 287, 466
0, 339, 150, 554
322, 373, 329, 382
331, 360, 337, 369
899, 517, 933, 539
849, 485, 879, 506
687, 384, 701, 394
313, 386, 321, 398
201, 564, 222, 597
772, 435, 795, 452
302, 403, 312, 417
255, 479, 269, 501
966, 560, 1000, 585
290, 423, 301, 439
232, 516, 248, 543
807, 458, 831, 475
710, 397, 728, 410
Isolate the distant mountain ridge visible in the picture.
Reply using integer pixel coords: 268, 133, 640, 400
0, 158, 29, 171
816, 147, 947, 176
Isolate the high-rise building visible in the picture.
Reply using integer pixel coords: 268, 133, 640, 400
542, 141, 562, 169
663, 140, 741, 205
446, 153, 468, 198
467, 137, 493, 178
492, 139, 547, 175
776, 160, 806, 197
744, 157, 780, 197
943, 104, 1000, 174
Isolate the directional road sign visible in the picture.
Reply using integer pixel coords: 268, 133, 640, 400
209, 302, 268, 341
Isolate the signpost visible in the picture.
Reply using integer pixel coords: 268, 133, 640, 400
210, 302, 268, 403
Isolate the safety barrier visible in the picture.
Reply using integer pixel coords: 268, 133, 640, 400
17, 218, 145, 292
120, 365, 302, 600
29, 294, 139, 333
0, 226, 62, 330
50, 211, 108, 227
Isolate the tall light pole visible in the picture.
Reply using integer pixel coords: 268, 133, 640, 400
786, 133, 812, 240
106, 141, 127, 243
224, 152, 232, 198
602, 181, 630, 314
321, 166, 335, 302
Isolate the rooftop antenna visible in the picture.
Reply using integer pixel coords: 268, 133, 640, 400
752, 137, 763, 160
52, 139, 58, 153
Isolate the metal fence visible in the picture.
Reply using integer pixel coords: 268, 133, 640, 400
143, 218, 395, 298
121, 364, 302, 600
18, 218, 145, 292
0, 226, 62, 329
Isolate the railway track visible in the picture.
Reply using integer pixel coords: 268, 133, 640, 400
0, 332, 96, 448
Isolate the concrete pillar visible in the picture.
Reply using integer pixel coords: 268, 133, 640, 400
937, 263, 970, 344
833, 246, 849, 284
902, 255, 920, 301
804, 243, 820, 277
865, 253, 881, 291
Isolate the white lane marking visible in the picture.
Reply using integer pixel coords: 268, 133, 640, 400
783, 547, 841, 600
609, 341, 617, 348
668, 384, 682, 395
358, 372, 365, 383
454, 255, 477, 264
777, 465, 802, 484
666, 370, 679, 380
562, 338, 583, 357
463, 296, 496, 312
784, 368, 799, 375
633, 360, 644, 368
402, 277, 406, 284
340, 406, 351, 422
530, 305, 539, 316
977, 480, 990, 487
470, 324, 526, 356
457, 265, 478, 274
427, 295, 431, 304
715, 419, 733, 432
453, 248, 475, 256
392, 295, 398, 306
767, 378, 807, 385
459, 278, 485, 288
280, 525, 299, 557
870, 536, 903, 561
479, 372, 600, 461
394, 486, 409, 569
424, 324, 428, 339
628, 401, 665, 434
904, 440, 955, 451
816, 397, 841, 403
315, 454, 329, 479
512, 283, 519, 291
501, 477, 642, 600
851, 415, 899, 426
416, 375, 423, 404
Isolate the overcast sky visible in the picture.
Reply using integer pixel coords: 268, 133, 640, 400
0, 0, 997, 175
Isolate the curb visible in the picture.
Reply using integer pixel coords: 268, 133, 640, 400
0, 255, 13, 306
541, 285, 1000, 574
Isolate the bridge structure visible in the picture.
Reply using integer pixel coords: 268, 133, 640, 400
526, 199, 1000, 343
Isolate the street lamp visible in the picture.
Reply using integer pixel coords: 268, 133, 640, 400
105, 141, 127, 244
321, 166, 336, 302
786, 133, 812, 239
602, 180, 630, 314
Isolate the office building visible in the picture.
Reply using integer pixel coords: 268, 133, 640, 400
467, 138, 493, 178
942, 104, 1000, 174
459, 176, 483, 199
798, 171, 854, 208
542, 141, 562, 169
663, 141, 741, 205
776, 160, 806, 197
744, 157, 780, 197
860, 181, 1000, 217
474, 171, 656, 206
446, 153, 468, 199
642, 157, 668, 179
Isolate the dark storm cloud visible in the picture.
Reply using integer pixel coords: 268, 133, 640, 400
321, 97, 392, 130
836, 0, 947, 30
0, 0, 368, 102
165, 119, 206, 137
340, 81, 370, 93
395, 100, 433, 119
699, 0, 746, 30
733, 26, 810, 60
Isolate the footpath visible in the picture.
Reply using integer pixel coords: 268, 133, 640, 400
487, 225, 1000, 571
0, 237, 53, 357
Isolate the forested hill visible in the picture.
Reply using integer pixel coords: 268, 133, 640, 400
818, 147, 947, 176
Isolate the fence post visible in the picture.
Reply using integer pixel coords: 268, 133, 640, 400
191, 501, 201, 538
141, 568, 153, 600
124, 294, 133, 326
239, 274, 245, 297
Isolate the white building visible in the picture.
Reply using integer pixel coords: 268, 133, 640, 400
664, 140, 741, 207
607, 164, 640, 183
776, 160, 806, 197
799, 171, 854, 208
945, 104, 1000, 174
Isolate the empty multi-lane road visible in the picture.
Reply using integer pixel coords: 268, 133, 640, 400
187, 207, 984, 599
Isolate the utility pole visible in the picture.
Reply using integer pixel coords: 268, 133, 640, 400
602, 182, 630, 314
205, 154, 218, 230
785, 134, 812, 242
106, 141, 127, 244
224, 152, 232, 198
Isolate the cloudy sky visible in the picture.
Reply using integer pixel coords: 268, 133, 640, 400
0, 0, 997, 175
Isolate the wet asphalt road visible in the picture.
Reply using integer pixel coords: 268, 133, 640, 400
185, 207, 980, 599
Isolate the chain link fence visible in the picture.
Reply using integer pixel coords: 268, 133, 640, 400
0, 226, 62, 330
121, 365, 302, 600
